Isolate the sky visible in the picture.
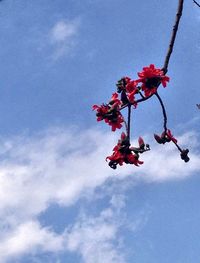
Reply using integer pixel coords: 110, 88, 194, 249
0, 0, 200, 262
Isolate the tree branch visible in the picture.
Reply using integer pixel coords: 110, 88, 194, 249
172, 139, 183, 152
127, 105, 131, 140
120, 93, 154, 110
193, 0, 200, 7
138, 90, 145, 99
154, 92, 167, 133
163, 0, 184, 74
154, 92, 184, 154
123, 117, 129, 136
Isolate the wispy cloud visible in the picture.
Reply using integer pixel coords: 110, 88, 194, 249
66, 194, 127, 263
0, 126, 199, 262
0, 221, 65, 261
0, 127, 117, 221
0, 127, 118, 262
51, 21, 78, 43
49, 19, 80, 59
132, 131, 200, 182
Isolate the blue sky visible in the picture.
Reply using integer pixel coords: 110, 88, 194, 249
0, 0, 200, 262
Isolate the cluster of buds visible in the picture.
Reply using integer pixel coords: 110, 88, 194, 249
180, 149, 190, 163
106, 132, 150, 169
154, 129, 177, 144
154, 129, 190, 162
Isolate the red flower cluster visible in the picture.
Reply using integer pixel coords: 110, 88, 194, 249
116, 77, 138, 107
93, 93, 124, 131
93, 64, 189, 169
115, 64, 170, 109
106, 132, 150, 169
137, 64, 170, 97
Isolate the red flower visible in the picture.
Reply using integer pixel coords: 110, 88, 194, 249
93, 93, 123, 131
109, 92, 122, 109
137, 64, 170, 97
92, 104, 109, 121
127, 89, 138, 107
126, 153, 144, 166
106, 133, 145, 169
126, 80, 137, 93
122, 79, 138, 107
143, 87, 157, 97
105, 113, 124, 131
116, 77, 131, 93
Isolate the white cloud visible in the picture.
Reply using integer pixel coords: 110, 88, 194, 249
0, 127, 199, 217
0, 127, 121, 234
0, 127, 119, 262
133, 131, 200, 182
0, 126, 199, 262
66, 195, 127, 263
0, 221, 65, 261
49, 19, 80, 59
51, 21, 78, 43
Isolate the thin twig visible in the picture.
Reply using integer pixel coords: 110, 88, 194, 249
154, 92, 167, 133
138, 91, 145, 99
127, 105, 131, 139
172, 140, 183, 152
135, 93, 154, 104
120, 93, 154, 110
163, 0, 184, 74
123, 117, 129, 136
193, 0, 200, 7
155, 92, 183, 153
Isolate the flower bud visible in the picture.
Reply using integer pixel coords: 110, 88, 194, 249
154, 134, 165, 144
180, 149, 190, 162
138, 137, 145, 149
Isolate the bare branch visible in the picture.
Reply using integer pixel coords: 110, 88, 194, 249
120, 94, 154, 110
123, 117, 129, 136
193, 0, 200, 7
154, 92, 185, 154
163, 0, 184, 74
154, 92, 167, 133
172, 139, 183, 153
127, 105, 131, 140
138, 91, 145, 99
